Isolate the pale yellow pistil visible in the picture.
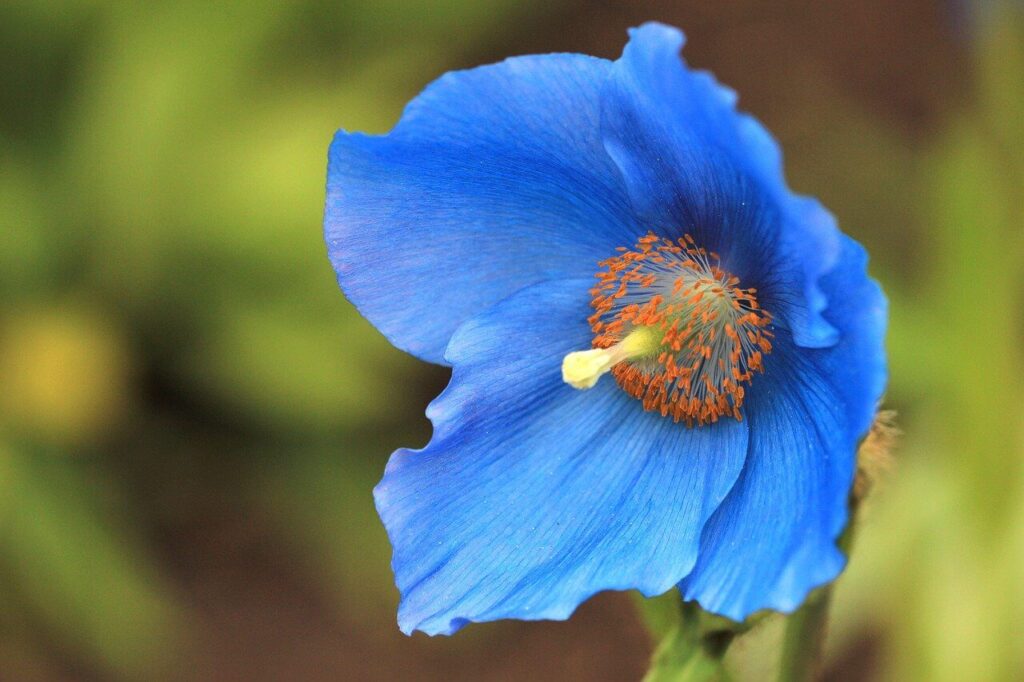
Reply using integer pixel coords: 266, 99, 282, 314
562, 326, 661, 390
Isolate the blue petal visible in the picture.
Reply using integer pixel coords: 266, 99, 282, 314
326, 54, 638, 364
601, 23, 841, 349
375, 279, 748, 635
677, 236, 887, 620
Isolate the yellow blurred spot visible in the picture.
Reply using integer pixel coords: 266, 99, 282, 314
0, 307, 132, 445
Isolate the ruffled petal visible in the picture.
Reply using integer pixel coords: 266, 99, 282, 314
326, 54, 639, 364
677, 236, 887, 620
601, 22, 841, 349
376, 279, 748, 635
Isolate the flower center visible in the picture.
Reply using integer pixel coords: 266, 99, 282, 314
561, 232, 773, 426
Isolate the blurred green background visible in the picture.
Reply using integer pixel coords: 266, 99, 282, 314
1, 1, 1022, 680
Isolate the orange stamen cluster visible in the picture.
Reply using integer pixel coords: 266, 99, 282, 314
589, 232, 773, 425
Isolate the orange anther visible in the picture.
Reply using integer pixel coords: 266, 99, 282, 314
590, 231, 772, 426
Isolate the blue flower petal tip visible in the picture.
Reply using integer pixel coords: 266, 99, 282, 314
324, 24, 888, 634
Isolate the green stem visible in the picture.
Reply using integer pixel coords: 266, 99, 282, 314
776, 587, 833, 682
640, 597, 737, 682
777, 498, 863, 682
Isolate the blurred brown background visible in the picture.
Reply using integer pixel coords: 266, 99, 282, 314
2, 0, 1022, 680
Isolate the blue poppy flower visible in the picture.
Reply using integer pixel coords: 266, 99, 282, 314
324, 22, 887, 635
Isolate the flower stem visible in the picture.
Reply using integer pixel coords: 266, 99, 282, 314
777, 486, 868, 681
639, 596, 737, 682
775, 410, 896, 682
776, 586, 834, 682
